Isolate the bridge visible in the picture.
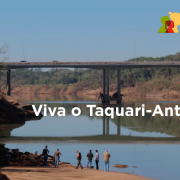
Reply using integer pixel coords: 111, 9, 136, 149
1, 61, 180, 103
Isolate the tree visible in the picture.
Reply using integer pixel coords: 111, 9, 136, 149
0, 44, 9, 92
0, 44, 8, 62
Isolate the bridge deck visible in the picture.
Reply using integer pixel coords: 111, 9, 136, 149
1, 61, 180, 69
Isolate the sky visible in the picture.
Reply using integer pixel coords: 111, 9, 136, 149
0, 0, 180, 62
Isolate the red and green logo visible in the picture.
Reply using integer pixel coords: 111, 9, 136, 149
158, 12, 180, 33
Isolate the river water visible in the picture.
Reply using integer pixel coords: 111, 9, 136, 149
0, 95, 180, 180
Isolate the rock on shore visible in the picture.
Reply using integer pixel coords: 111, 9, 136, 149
0, 94, 43, 123
0, 144, 54, 167
0, 172, 10, 180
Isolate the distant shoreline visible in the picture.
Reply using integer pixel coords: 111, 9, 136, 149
1, 136, 180, 144
8, 85, 180, 100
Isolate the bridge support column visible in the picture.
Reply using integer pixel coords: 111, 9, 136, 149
106, 70, 109, 98
117, 69, 121, 104
103, 105, 106, 136
103, 70, 106, 103
117, 116, 121, 136
102, 69, 121, 104
102, 69, 110, 103
103, 109, 105, 136
106, 116, 109, 135
7, 69, 11, 96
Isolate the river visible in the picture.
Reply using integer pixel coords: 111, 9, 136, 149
0, 94, 180, 180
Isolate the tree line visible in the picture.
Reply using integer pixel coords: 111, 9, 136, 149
1, 52, 180, 92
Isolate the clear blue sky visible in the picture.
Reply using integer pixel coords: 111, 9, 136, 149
0, 0, 180, 62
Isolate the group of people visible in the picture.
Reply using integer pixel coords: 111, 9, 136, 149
42, 146, 111, 172
42, 146, 61, 168
76, 149, 111, 172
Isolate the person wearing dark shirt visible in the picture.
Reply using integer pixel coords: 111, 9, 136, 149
42, 145, 49, 167
75, 150, 83, 169
86, 149, 93, 169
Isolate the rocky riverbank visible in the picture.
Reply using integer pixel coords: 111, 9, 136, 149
0, 143, 154, 180
0, 143, 72, 180
0, 172, 10, 180
0, 144, 69, 167
0, 94, 43, 123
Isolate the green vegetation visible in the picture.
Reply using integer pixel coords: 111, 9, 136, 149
2, 52, 180, 94
7, 66, 180, 89
128, 52, 180, 62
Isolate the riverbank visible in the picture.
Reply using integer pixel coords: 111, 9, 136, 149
0, 166, 154, 180
9, 84, 180, 99
0, 143, 154, 180
0, 94, 43, 123
0, 172, 10, 180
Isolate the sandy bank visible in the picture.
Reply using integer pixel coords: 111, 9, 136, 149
9, 84, 180, 99
0, 167, 154, 180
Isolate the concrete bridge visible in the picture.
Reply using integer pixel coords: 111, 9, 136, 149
1, 61, 180, 103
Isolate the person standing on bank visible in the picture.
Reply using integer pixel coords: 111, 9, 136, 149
54, 148, 62, 168
95, 150, 99, 170
42, 145, 49, 167
103, 150, 111, 172
75, 150, 83, 169
86, 149, 93, 169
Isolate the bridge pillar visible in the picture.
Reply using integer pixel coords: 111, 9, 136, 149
7, 69, 11, 96
103, 70, 106, 103
106, 70, 109, 98
101, 69, 121, 104
117, 116, 121, 136
103, 110, 105, 135
106, 116, 109, 135
117, 69, 121, 104
102, 69, 110, 103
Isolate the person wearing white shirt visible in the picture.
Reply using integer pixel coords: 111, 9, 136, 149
95, 150, 99, 170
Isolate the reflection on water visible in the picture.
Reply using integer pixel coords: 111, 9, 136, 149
2, 100, 180, 138
13, 94, 97, 103
1, 94, 180, 180
0, 123, 24, 136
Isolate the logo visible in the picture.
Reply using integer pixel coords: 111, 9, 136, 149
158, 12, 180, 33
